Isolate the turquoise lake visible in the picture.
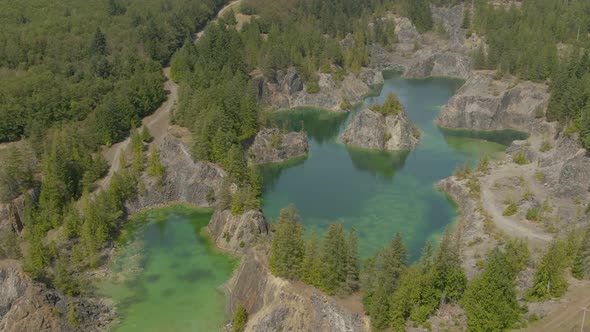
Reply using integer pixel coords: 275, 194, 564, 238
261, 73, 525, 258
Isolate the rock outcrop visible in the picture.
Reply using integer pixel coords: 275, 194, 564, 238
249, 128, 308, 164
436, 72, 550, 132
208, 209, 269, 253
126, 136, 227, 213
538, 134, 590, 200
256, 67, 384, 111
226, 253, 369, 332
0, 260, 115, 332
404, 49, 472, 79
340, 109, 420, 150
0, 194, 30, 235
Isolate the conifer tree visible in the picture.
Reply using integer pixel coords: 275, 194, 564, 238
527, 240, 568, 300
268, 205, 305, 279
300, 230, 322, 287
319, 223, 348, 294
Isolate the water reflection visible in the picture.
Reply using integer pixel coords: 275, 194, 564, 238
268, 107, 349, 143
439, 127, 528, 146
345, 146, 409, 180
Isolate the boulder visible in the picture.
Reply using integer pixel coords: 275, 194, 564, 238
436, 72, 550, 132
249, 128, 309, 164
340, 109, 420, 151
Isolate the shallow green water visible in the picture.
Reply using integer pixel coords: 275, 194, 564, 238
262, 75, 523, 259
97, 207, 237, 332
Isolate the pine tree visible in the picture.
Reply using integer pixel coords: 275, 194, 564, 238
344, 228, 360, 293
462, 249, 521, 331
300, 230, 322, 287
527, 240, 568, 300
146, 145, 165, 178
433, 229, 466, 304
268, 205, 305, 279
362, 233, 408, 330
319, 223, 348, 294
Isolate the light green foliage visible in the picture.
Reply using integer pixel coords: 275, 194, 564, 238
513, 152, 528, 165
526, 207, 541, 221
67, 302, 79, 328
268, 205, 305, 279
232, 303, 248, 332
454, 161, 472, 180
476, 155, 490, 173
503, 200, 518, 216
141, 127, 154, 143
146, 145, 165, 178
539, 140, 552, 152
371, 93, 403, 116
527, 240, 568, 300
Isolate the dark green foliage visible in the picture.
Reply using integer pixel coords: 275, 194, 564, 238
232, 303, 248, 332
571, 225, 590, 279
546, 51, 590, 149
269, 205, 305, 279
362, 233, 408, 330
0, 144, 35, 202
300, 230, 322, 287
0, 0, 223, 143
527, 240, 568, 300
462, 246, 526, 331
401, 0, 433, 33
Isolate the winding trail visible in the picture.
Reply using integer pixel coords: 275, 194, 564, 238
98, 68, 176, 190
98, 0, 241, 190
480, 163, 553, 245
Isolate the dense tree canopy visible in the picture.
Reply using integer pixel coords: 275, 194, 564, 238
0, 0, 225, 143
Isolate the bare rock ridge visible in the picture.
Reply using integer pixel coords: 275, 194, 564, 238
340, 108, 420, 151
225, 253, 369, 332
126, 135, 226, 213
255, 67, 384, 111
0, 260, 115, 332
436, 72, 550, 132
249, 128, 309, 164
208, 209, 269, 253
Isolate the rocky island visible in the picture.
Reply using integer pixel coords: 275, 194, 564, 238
248, 128, 309, 164
340, 93, 420, 151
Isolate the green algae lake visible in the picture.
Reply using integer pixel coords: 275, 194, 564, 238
99, 73, 526, 330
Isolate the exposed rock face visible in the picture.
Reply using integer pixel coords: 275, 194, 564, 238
341, 109, 420, 150
249, 128, 308, 164
226, 253, 369, 332
126, 136, 226, 213
432, 4, 466, 48
538, 135, 590, 200
208, 209, 269, 253
436, 177, 497, 280
0, 260, 115, 332
256, 67, 383, 111
0, 194, 29, 235
436, 72, 550, 132
404, 49, 472, 79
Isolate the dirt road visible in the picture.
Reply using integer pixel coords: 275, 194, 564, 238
98, 0, 241, 190
98, 68, 176, 190
480, 163, 553, 245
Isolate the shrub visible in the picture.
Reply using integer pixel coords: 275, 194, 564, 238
476, 155, 490, 173
539, 141, 552, 152
305, 79, 320, 94
513, 152, 528, 165
503, 201, 518, 216
526, 207, 540, 221
534, 171, 545, 183
233, 303, 248, 332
